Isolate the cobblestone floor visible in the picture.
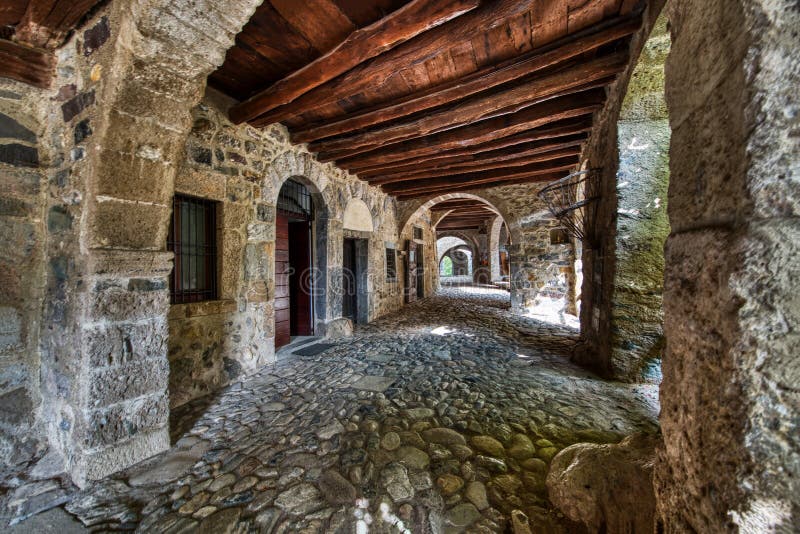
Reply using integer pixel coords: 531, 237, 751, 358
65, 287, 659, 532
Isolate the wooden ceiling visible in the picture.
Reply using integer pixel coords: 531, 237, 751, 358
0, 0, 102, 87
432, 198, 499, 232
217, 0, 643, 200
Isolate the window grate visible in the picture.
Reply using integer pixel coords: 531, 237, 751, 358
167, 194, 218, 304
385, 248, 397, 282
413, 226, 423, 240
277, 178, 313, 219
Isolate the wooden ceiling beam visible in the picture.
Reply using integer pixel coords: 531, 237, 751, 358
308, 52, 626, 159
382, 157, 578, 195
14, 0, 102, 49
366, 143, 584, 184
245, 0, 546, 126
229, 0, 480, 124
291, 14, 640, 142
430, 200, 488, 211
395, 172, 568, 200
327, 89, 604, 168
348, 117, 592, 174
0, 38, 54, 88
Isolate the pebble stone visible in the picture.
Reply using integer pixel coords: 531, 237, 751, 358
64, 287, 659, 533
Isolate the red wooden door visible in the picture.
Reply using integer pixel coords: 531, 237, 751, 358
289, 221, 312, 335
275, 213, 291, 348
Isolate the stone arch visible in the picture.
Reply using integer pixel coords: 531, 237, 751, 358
488, 215, 506, 282
437, 236, 470, 262
343, 198, 374, 232
398, 192, 518, 243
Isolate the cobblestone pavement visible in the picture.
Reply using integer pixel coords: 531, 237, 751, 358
65, 287, 659, 532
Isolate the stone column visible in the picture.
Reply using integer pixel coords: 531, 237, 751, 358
63, 0, 261, 485
656, 0, 800, 530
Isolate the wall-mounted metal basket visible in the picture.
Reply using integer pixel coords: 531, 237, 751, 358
537, 168, 600, 248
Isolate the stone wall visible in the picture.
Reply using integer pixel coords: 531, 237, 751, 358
574, 0, 667, 379
0, 78, 49, 488
166, 88, 427, 408
656, 0, 799, 530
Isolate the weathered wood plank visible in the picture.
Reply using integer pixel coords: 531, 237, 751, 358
230, 0, 481, 124
394, 172, 568, 200
0, 38, 53, 88
0, 0, 28, 26
308, 51, 625, 158
15, 0, 101, 49
382, 157, 579, 195
291, 14, 639, 142
324, 89, 604, 168
347, 117, 592, 173
270, 0, 355, 52
244, 0, 547, 125
361, 134, 586, 180
368, 146, 583, 184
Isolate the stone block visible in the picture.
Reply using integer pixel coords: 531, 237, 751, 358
89, 200, 170, 250
83, 16, 111, 56
89, 359, 169, 406
0, 143, 38, 167
0, 112, 36, 142
61, 90, 95, 122
83, 393, 168, 449
80, 426, 169, 483
0, 386, 33, 426
83, 319, 167, 367
87, 282, 170, 322
0, 306, 22, 350
175, 169, 225, 200
96, 149, 174, 204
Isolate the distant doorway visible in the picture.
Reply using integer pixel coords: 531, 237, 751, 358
416, 243, 424, 298
343, 237, 369, 324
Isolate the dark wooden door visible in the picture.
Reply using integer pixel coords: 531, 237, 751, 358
275, 213, 291, 348
416, 243, 424, 298
405, 240, 417, 304
342, 238, 357, 321
289, 220, 312, 336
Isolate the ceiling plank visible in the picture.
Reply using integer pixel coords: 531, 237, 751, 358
15, 0, 101, 49
348, 117, 592, 173
0, 1, 28, 26
362, 134, 586, 180
430, 200, 489, 210
269, 0, 355, 53
369, 146, 582, 185
245, 0, 549, 126
229, 0, 481, 124
0, 38, 53, 88
291, 14, 639, 142
325, 89, 604, 168
308, 50, 626, 158
382, 157, 578, 195
395, 171, 567, 200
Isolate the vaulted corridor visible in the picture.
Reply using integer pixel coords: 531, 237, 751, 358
59, 287, 657, 532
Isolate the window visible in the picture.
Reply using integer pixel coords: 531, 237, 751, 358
413, 226, 423, 240
385, 248, 397, 282
167, 194, 218, 304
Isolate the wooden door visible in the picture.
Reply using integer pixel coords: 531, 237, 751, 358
416, 243, 424, 298
342, 238, 357, 321
405, 240, 417, 303
275, 213, 291, 348
289, 220, 312, 336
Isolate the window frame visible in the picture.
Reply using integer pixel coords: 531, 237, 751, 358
385, 247, 397, 283
167, 194, 219, 304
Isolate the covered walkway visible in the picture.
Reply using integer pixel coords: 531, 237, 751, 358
63, 287, 657, 532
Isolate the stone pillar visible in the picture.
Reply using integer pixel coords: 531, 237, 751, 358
62, 0, 261, 485
608, 16, 671, 382
656, 0, 800, 530
489, 216, 504, 282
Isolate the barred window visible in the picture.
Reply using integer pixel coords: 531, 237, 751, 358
167, 194, 218, 304
385, 248, 397, 282
413, 226, 423, 240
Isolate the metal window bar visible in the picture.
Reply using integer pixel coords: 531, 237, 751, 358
168, 194, 218, 304
277, 178, 313, 219
386, 248, 397, 281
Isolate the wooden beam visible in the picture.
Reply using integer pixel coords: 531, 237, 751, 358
307, 51, 625, 158
383, 157, 578, 195
348, 117, 592, 174
326, 89, 604, 168
247, 0, 545, 126
229, 0, 480, 124
395, 172, 568, 200
430, 200, 488, 210
291, 14, 640, 142
15, 0, 102, 49
371, 147, 582, 185
0, 39, 53, 88
358, 135, 586, 184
